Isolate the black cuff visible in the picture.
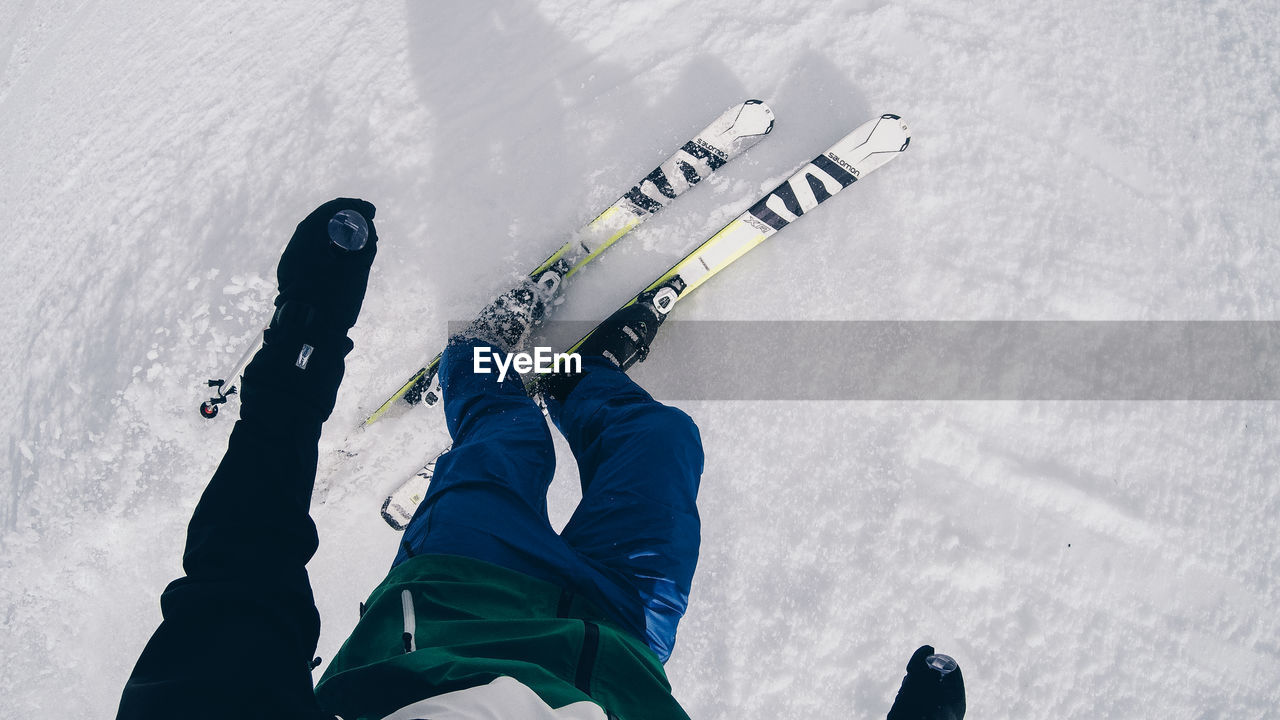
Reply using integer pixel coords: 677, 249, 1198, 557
238, 327, 352, 426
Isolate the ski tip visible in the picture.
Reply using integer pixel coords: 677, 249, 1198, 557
743, 99, 775, 134
881, 113, 911, 149
733, 99, 775, 137
824, 114, 913, 176
706, 98, 773, 155
380, 495, 409, 531
708, 100, 775, 156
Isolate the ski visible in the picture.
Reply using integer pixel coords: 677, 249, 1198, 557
359, 100, 776, 428
561, 114, 912, 354
381, 113, 912, 530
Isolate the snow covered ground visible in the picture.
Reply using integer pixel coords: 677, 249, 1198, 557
3, 0, 1278, 717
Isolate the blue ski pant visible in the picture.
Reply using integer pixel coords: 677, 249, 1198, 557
393, 340, 704, 663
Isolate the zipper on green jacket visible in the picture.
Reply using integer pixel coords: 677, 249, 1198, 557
575, 620, 601, 694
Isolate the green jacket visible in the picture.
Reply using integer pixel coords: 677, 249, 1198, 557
315, 553, 690, 719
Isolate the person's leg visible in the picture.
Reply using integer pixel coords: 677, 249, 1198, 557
393, 338, 562, 574
395, 341, 654, 626
545, 357, 704, 663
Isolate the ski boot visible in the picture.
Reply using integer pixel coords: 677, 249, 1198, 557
541, 277, 684, 402
451, 276, 556, 354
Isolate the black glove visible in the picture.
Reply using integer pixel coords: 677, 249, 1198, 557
886, 645, 966, 720
241, 198, 379, 425
273, 197, 378, 337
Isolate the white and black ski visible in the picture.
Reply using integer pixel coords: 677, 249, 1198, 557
360, 100, 776, 427
380, 114, 912, 530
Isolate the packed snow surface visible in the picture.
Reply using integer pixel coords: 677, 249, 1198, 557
3, 1, 1279, 717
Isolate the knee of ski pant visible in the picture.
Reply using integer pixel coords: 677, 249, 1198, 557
614, 403, 704, 478
404, 480, 550, 550
432, 416, 556, 494
647, 404, 701, 447
652, 403, 702, 455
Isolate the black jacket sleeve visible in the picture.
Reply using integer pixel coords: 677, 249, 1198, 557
116, 343, 338, 719
117, 197, 378, 719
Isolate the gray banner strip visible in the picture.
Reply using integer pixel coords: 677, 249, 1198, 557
471, 320, 1280, 401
